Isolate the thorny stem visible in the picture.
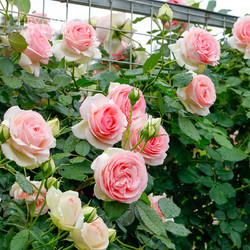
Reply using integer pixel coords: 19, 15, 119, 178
130, 137, 144, 151
116, 238, 140, 250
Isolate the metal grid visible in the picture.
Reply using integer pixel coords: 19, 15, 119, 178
0, 0, 239, 70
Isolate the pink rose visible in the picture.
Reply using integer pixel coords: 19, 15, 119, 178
27, 12, 50, 25
10, 179, 48, 216
148, 193, 174, 222
177, 73, 216, 116
91, 148, 148, 204
124, 116, 170, 166
19, 23, 52, 77
72, 94, 127, 150
1, 106, 56, 167
227, 16, 250, 59
52, 21, 101, 63
169, 27, 220, 71
71, 217, 109, 250
108, 83, 146, 123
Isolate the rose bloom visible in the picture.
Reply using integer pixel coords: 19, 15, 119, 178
10, 179, 48, 217
177, 73, 216, 116
46, 186, 84, 231
19, 23, 52, 77
52, 21, 101, 64
227, 16, 250, 59
124, 116, 170, 166
1, 106, 56, 167
27, 12, 50, 25
96, 13, 132, 54
107, 83, 146, 123
91, 148, 148, 204
71, 217, 109, 250
148, 193, 174, 222
72, 94, 127, 150
169, 27, 220, 72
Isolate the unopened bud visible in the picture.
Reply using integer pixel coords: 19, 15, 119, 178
108, 228, 117, 243
0, 124, 10, 143
89, 16, 99, 26
128, 88, 140, 106
45, 177, 60, 189
158, 4, 173, 23
47, 118, 60, 137
140, 118, 161, 140
42, 158, 56, 176
83, 206, 97, 223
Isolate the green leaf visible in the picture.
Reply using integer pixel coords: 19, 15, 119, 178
209, 186, 227, 205
139, 192, 150, 205
58, 95, 72, 106
8, 32, 28, 52
155, 235, 175, 249
14, 0, 30, 13
199, 163, 213, 176
230, 220, 246, 233
16, 172, 34, 195
242, 97, 250, 108
10, 229, 29, 250
218, 182, 236, 198
206, 146, 222, 161
143, 53, 161, 73
2, 76, 22, 89
239, 68, 250, 75
214, 210, 226, 220
230, 231, 241, 249
69, 156, 86, 164
158, 198, 181, 218
53, 152, 71, 160
218, 9, 231, 14
96, 71, 118, 92
217, 147, 247, 162
133, 16, 146, 24
178, 167, 199, 184
172, 73, 193, 88
0, 56, 14, 76
165, 221, 191, 237
63, 134, 79, 153
53, 75, 71, 88
104, 201, 129, 221
216, 169, 234, 181
21, 72, 45, 88
226, 77, 242, 87
220, 221, 232, 234
213, 133, 233, 149
75, 141, 91, 156
157, 92, 165, 117
200, 176, 214, 188
57, 162, 92, 181
206, 0, 216, 11
135, 200, 166, 235
178, 116, 201, 142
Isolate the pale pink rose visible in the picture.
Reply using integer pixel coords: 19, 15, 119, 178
72, 94, 127, 150
108, 83, 146, 123
19, 23, 52, 77
96, 13, 132, 54
1, 106, 56, 167
46, 186, 85, 231
169, 27, 220, 71
91, 148, 148, 204
177, 73, 216, 116
229, 130, 239, 145
227, 16, 250, 59
27, 12, 50, 25
148, 193, 174, 222
52, 21, 101, 64
10, 179, 48, 216
125, 116, 170, 166
71, 217, 109, 250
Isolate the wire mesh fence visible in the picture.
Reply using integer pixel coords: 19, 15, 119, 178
0, 0, 239, 70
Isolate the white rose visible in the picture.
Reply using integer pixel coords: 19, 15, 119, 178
46, 186, 84, 231
71, 217, 109, 250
